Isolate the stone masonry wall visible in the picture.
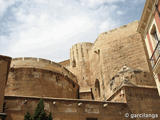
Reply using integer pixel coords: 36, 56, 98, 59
5, 57, 79, 99
68, 42, 93, 91
89, 21, 156, 100
0, 55, 11, 113
5, 68, 79, 99
4, 96, 129, 120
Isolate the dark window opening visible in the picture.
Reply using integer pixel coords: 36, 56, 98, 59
72, 59, 76, 67
72, 83, 75, 88
155, 4, 160, 17
95, 79, 101, 97
153, 30, 159, 42
86, 118, 98, 120
90, 88, 94, 100
56, 76, 59, 82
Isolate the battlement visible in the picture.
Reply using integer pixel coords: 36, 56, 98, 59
12, 57, 61, 67
70, 42, 93, 63
71, 42, 93, 48
11, 57, 77, 83
94, 20, 139, 44
0, 55, 12, 62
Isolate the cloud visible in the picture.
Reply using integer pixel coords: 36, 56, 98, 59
79, 0, 125, 8
117, 10, 125, 15
0, 0, 144, 62
0, 0, 17, 17
133, 0, 145, 4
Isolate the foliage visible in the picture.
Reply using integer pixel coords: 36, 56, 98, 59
24, 99, 53, 120
24, 112, 32, 120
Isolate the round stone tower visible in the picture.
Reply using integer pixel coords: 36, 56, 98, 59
69, 42, 93, 91
5, 57, 79, 99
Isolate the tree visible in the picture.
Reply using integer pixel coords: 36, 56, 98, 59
24, 99, 53, 120
33, 99, 47, 120
48, 113, 52, 120
24, 112, 32, 120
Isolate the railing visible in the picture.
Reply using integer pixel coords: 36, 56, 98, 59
150, 41, 160, 68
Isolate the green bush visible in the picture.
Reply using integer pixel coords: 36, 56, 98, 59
24, 99, 53, 120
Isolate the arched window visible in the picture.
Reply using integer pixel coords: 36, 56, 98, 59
72, 59, 76, 67
95, 79, 101, 97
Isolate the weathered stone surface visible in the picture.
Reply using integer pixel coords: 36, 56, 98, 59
68, 42, 93, 91
2, 20, 160, 120
108, 66, 155, 99
5, 96, 130, 120
5, 58, 79, 99
63, 21, 155, 100
0, 55, 11, 112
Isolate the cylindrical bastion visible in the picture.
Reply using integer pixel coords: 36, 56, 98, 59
5, 57, 79, 99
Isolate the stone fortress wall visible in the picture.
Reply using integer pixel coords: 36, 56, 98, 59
68, 42, 93, 90
0, 55, 11, 113
2, 20, 160, 120
5, 57, 79, 99
64, 21, 156, 100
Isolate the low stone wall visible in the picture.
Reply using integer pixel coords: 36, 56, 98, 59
4, 95, 129, 120
108, 85, 160, 120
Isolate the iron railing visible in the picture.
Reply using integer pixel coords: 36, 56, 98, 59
150, 41, 160, 68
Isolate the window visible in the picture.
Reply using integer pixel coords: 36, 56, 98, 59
153, 30, 159, 42
150, 25, 160, 67
95, 79, 101, 97
151, 25, 159, 44
72, 59, 76, 67
86, 118, 98, 120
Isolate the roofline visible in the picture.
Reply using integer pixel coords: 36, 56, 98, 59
137, 0, 158, 37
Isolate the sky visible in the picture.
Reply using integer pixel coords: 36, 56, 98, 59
0, 0, 145, 62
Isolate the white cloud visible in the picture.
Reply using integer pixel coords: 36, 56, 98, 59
99, 19, 119, 32
0, 0, 17, 16
80, 0, 125, 8
133, 0, 145, 3
117, 10, 125, 15
0, 0, 124, 61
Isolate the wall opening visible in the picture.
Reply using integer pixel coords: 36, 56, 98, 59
72, 59, 76, 67
86, 118, 98, 120
151, 24, 159, 46
95, 79, 101, 97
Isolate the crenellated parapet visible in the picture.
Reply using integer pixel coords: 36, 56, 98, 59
5, 57, 79, 99
11, 57, 77, 83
